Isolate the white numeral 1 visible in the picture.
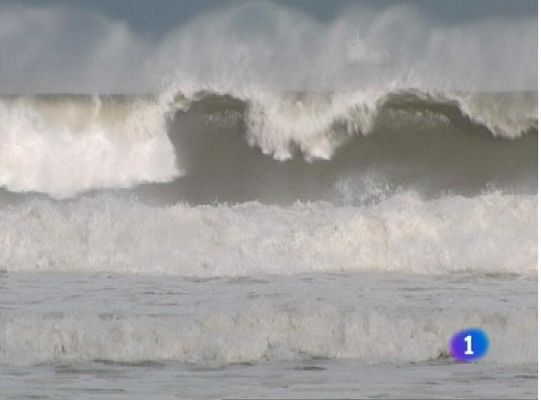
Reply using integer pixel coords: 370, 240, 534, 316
464, 335, 474, 355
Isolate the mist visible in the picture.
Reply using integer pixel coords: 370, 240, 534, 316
0, 2, 536, 95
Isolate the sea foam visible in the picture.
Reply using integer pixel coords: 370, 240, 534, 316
0, 192, 535, 276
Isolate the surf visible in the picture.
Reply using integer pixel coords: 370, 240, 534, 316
0, 192, 535, 276
0, 89, 536, 200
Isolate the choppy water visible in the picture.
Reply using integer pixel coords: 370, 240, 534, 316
0, 272, 537, 399
0, 1, 537, 398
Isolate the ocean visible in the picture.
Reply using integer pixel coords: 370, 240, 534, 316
0, 1, 537, 399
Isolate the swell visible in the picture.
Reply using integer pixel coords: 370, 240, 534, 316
0, 89, 537, 200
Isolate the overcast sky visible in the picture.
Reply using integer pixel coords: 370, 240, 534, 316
2, 0, 537, 34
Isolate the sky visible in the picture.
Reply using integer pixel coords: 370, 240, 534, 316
2, 0, 537, 34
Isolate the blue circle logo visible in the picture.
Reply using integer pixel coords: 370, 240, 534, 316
449, 328, 489, 362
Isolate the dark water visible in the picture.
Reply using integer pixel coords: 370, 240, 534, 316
148, 91, 537, 204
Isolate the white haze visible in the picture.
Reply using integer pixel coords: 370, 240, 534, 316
0, 2, 536, 95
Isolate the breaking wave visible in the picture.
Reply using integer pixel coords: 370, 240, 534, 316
0, 89, 536, 199
0, 2, 537, 373
0, 192, 535, 276
1, 2, 536, 200
1, 301, 535, 366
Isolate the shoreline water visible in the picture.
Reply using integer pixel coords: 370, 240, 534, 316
1, 270, 536, 398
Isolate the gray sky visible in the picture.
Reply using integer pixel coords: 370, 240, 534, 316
3, 0, 537, 34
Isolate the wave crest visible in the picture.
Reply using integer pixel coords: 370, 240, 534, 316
228, 89, 537, 161
0, 89, 536, 198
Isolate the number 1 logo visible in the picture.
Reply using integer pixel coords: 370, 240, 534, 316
464, 335, 474, 355
449, 328, 489, 362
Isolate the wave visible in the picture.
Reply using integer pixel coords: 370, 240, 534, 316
177, 88, 537, 160
0, 95, 179, 198
0, 89, 537, 199
1, 269, 536, 367
1, 301, 535, 366
0, 192, 535, 276
0, 2, 536, 375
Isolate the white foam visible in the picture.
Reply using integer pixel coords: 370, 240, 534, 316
243, 91, 382, 161
0, 192, 535, 276
0, 96, 180, 198
0, 301, 535, 366
452, 92, 538, 138
238, 89, 537, 160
